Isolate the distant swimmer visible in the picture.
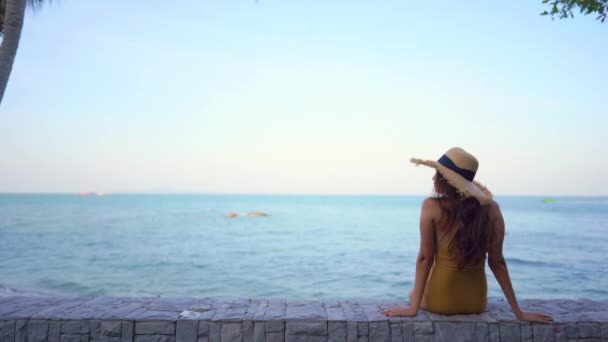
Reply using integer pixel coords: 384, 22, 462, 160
226, 212, 238, 218
247, 211, 268, 217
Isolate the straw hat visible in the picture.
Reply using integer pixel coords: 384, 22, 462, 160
410, 147, 493, 205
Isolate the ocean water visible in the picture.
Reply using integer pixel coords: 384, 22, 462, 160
0, 194, 606, 300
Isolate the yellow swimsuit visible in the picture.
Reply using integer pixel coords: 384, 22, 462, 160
421, 229, 487, 315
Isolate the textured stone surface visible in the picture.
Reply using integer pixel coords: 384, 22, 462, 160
400, 323, 413, 342
135, 321, 175, 335
265, 332, 284, 342
413, 322, 432, 335
176, 320, 198, 342
328, 321, 346, 342
253, 322, 264, 342
0, 297, 607, 342
498, 321, 520, 341
286, 322, 327, 336
60, 334, 81, 342
221, 323, 243, 342
434, 322, 475, 342
532, 323, 554, 342
488, 323, 499, 342
101, 321, 122, 337
48, 321, 60, 342
61, 321, 82, 334
27, 320, 49, 342
520, 324, 532, 342
553, 324, 567, 342
578, 322, 601, 338
122, 321, 134, 342
476, 322, 488, 342
134, 336, 175, 342
368, 322, 388, 342
0, 321, 15, 342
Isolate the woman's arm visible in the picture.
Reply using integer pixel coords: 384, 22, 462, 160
487, 202, 553, 323
382, 198, 436, 317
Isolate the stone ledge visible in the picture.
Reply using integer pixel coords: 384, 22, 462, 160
0, 296, 607, 341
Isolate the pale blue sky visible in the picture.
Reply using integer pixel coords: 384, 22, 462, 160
1, 0, 607, 195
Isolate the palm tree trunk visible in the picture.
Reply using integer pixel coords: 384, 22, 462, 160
0, 0, 27, 104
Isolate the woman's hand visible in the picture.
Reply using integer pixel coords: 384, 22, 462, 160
381, 306, 418, 317
516, 311, 553, 323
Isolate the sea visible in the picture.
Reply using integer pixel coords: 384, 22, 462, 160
0, 194, 606, 300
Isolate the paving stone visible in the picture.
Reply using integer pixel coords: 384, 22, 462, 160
253, 322, 264, 342
81, 334, 89, 342
566, 323, 579, 338
102, 321, 122, 337
264, 300, 287, 321
357, 322, 368, 336
368, 322, 389, 342
0, 321, 15, 342
176, 320, 197, 342
213, 304, 247, 323
285, 336, 327, 342
81, 320, 90, 334
60, 334, 81, 342
411, 335, 431, 342
91, 320, 102, 339
209, 321, 220, 342
286, 322, 327, 336
198, 322, 209, 337
433, 322, 475, 342
135, 321, 175, 335
521, 324, 533, 342
579, 322, 602, 338
122, 321, 134, 342
133, 336, 175, 342
221, 323, 243, 342
476, 322, 488, 342
15, 319, 27, 342
33, 301, 88, 320
62, 321, 82, 334
243, 320, 254, 342
243, 300, 259, 321
413, 322, 432, 335
27, 319, 49, 342
553, 324, 567, 342
285, 303, 326, 321
498, 321, 520, 341
266, 332, 284, 342
100, 337, 121, 342
532, 323, 554, 342
326, 306, 346, 322
401, 323, 413, 342
328, 321, 346, 342
253, 302, 268, 322
389, 323, 401, 342
357, 336, 368, 342
196, 338, 207, 342
49, 321, 61, 342
488, 323, 499, 342
265, 320, 285, 333
360, 305, 387, 323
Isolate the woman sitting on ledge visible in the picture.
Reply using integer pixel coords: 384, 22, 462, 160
382, 147, 553, 323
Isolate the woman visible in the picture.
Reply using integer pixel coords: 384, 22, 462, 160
381, 147, 552, 323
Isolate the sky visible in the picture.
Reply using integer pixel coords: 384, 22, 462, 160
0, 0, 607, 195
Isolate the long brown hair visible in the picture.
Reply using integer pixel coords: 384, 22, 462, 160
433, 171, 492, 269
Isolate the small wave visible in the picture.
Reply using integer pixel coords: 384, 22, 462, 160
0, 283, 54, 297
35, 278, 98, 295
506, 257, 560, 268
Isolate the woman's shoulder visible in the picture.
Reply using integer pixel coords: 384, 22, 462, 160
421, 197, 442, 214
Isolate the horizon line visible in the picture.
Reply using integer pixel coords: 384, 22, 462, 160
0, 192, 606, 197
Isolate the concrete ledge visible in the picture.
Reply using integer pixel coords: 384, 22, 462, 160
1, 296, 607, 341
